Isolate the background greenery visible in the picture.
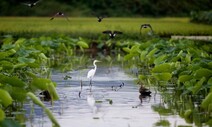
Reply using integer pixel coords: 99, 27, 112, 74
0, 0, 211, 17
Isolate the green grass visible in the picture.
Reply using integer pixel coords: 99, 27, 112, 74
0, 17, 212, 38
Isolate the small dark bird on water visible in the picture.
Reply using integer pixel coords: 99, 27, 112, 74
22, 0, 41, 8
139, 85, 151, 96
140, 24, 153, 35
50, 12, 70, 21
102, 30, 123, 39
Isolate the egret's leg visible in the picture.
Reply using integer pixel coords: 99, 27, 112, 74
89, 79, 92, 90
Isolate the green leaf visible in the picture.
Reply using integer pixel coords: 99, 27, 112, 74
18, 57, 35, 63
122, 47, 131, 53
44, 108, 60, 127
0, 75, 26, 88
0, 109, 5, 122
152, 73, 172, 81
0, 61, 14, 70
154, 54, 167, 65
0, 89, 13, 107
192, 77, 206, 94
201, 92, 212, 111
27, 92, 45, 108
194, 68, 212, 80
184, 109, 192, 119
124, 53, 135, 61
31, 78, 53, 90
140, 50, 148, 61
0, 119, 21, 127
77, 41, 89, 48
47, 83, 59, 101
5, 86, 27, 102
152, 63, 172, 73
178, 75, 193, 83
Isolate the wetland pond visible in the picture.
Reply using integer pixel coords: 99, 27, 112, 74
24, 60, 193, 127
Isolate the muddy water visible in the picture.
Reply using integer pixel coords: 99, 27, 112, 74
25, 65, 192, 127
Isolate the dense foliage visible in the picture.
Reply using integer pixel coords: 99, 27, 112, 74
0, 35, 89, 126
0, 0, 211, 17
123, 38, 212, 126
0, 33, 211, 126
190, 10, 212, 24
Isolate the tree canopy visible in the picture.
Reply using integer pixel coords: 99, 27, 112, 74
0, 0, 211, 17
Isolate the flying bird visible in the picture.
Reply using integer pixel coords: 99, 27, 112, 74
87, 60, 101, 89
22, 0, 41, 8
97, 16, 106, 22
140, 24, 154, 35
50, 12, 70, 21
102, 30, 123, 39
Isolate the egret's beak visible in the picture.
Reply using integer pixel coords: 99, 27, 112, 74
96, 60, 101, 62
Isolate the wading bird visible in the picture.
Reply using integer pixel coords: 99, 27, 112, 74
22, 0, 41, 8
140, 24, 153, 35
102, 30, 123, 39
87, 60, 101, 89
50, 12, 70, 21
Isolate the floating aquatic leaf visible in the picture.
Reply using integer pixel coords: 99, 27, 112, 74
0, 89, 13, 107
154, 120, 170, 126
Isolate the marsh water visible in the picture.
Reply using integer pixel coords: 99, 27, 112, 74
23, 59, 194, 127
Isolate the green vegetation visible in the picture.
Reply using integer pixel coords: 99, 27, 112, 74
0, 17, 212, 38
190, 10, 212, 24
0, 35, 89, 126
123, 38, 212, 126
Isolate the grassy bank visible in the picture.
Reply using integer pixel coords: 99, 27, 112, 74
0, 17, 212, 38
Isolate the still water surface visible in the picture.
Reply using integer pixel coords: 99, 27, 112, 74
25, 65, 192, 127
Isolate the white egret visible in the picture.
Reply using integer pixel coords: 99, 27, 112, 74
87, 60, 101, 88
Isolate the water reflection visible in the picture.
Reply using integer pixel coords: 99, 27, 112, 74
23, 61, 193, 127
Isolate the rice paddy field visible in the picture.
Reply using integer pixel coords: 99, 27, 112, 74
0, 17, 212, 38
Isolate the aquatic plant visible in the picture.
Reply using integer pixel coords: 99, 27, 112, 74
123, 38, 212, 126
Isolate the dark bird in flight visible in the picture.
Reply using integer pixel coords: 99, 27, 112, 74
140, 24, 154, 35
50, 12, 70, 21
102, 30, 123, 39
22, 0, 41, 8
97, 16, 106, 22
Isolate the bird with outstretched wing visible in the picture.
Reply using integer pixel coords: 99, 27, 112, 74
50, 12, 70, 21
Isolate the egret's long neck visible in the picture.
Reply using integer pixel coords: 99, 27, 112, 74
93, 62, 97, 70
